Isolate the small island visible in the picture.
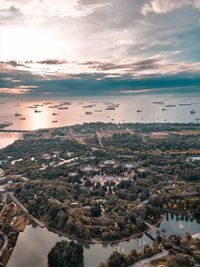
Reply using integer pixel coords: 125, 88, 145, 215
48, 240, 84, 267
0, 122, 13, 130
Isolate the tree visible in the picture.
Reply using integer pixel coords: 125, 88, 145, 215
107, 251, 125, 267
90, 205, 102, 217
48, 240, 84, 267
172, 253, 195, 267
48, 204, 61, 221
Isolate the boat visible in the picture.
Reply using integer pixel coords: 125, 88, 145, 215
105, 103, 119, 108
190, 110, 196, 114
34, 104, 43, 107
179, 103, 192, 106
103, 102, 119, 106
137, 110, 143, 113
95, 110, 102, 112
49, 105, 58, 108
58, 107, 68, 110
20, 118, 26, 120
162, 108, 167, 111
165, 104, 176, 107
15, 113, 22, 116
52, 120, 58, 123
52, 113, 58, 116
34, 110, 42, 113
83, 105, 95, 108
106, 107, 115, 110
85, 112, 92, 115
61, 101, 71, 105
108, 105, 119, 108
152, 102, 164, 105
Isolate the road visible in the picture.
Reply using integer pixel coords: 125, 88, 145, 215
0, 197, 8, 257
192, 232, 200, 239
96, 131, 104, 148
0, 168, 4, 178
55, 157, 78, 167
0, 231, 8, 257
130, 251, 168, 267
130, 230, 200, 267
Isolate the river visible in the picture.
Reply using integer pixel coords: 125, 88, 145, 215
6, 214, 200, 267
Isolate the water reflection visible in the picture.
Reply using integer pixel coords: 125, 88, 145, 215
7, 225, 151, 267
161, 213, 200, 236
7, 215, 200, 267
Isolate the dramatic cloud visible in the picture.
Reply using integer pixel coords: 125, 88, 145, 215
142, 0, 200, 15
0, 0, 105, 19
80, 59, 158, 71
0, 0, 200, 96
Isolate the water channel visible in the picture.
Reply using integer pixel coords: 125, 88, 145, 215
6, 214, 200, 267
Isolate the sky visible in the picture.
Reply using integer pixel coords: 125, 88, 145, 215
0, 0, 200, 97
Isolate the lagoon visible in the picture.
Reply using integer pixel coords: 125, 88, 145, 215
6, 214, 200, 267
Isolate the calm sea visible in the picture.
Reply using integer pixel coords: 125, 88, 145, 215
1, 92, 200, 148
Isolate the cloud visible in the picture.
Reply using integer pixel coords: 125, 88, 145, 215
79, 58, 200, 77
142, 0, 200, 15
80, 59, 159, 72
0, 60, 27, 68
0, 85, 38, 95
0, 61, 200, 97
0, 0, 199, 98
36, 59, 67, 65
1, 56, 200, 78
0, 0, 106, 20
0, 6, 22, 21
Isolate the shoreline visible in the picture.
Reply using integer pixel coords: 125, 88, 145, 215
32, 215, 166, 245
29, 209, 200, 245
9, 192, 166, 245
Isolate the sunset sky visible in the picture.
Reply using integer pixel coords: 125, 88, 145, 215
0, 0, 200, 96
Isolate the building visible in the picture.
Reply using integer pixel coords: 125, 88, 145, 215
98, 159, 120, 174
